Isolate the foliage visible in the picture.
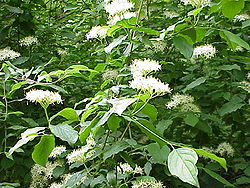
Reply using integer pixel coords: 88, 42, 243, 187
0, 0, 249, 187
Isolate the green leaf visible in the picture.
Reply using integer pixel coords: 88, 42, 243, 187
133, 102, 158, 121
221, 0, 244, 19
32, 135, 55, 166
183, 77, 206, 92
5, 5, 23, 14
68, 65, 98, 73
218, 102, 244, 116
49, 124, 78, 145
173, 36, 193, 58
194, 149, 227, 171
144, 162, 152, 176
50, 108, 79, 123
8, 127, 46, 156
168, 148, 199, 187
217, 64, 241, 71
184, 114, 199, 127
104, 35, 127, 53
103, 141, 130, 160
156, 119, 173, 134
134, 118, 166, 146
13, 57, 29, 65
242, 20, 250, 28
202, 168, 235, 187
107, 114, 122, 132
147, 143, 170, 164
220, 30, 250, 51
8, 81, 27, 96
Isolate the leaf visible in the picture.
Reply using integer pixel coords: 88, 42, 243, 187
5, 6, 23, 14
173, 36, 193, 58
8, 127, 46, 156
221, 0, 244, 19
242, 20, 250, 28
13, 57, 29, 65
218, 102, 244, 116
133, 102, 158, 121
32, 135, 55, 166
104, 35, 127, 53
50, 108, 79, 123
168, 148, 199, 187
134, 118, 166, 146
220, 30, 250, 51
183, 77, 206, 92
147, 143, 170, 164
107, 114, 122, 132
184, 114, 199, 127
8, 81, 27, 96
156, 119, 173, 134
68, 65, 98, 73
49, 124, 78, 145
194, 149, 227, 171
103, 141, 130, 160
217, 64, 241, 71
202, 168, 235, 187
144, 162, 152, 176
109, 98, 137, 116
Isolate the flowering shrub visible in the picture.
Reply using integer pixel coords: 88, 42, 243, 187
0, 0, 249, 187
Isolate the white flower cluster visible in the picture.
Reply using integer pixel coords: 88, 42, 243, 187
166, 94, 194, 109
49, 146, 67, 158
130, 59, 161, 78
67, 134, 96, 163
20, 36, 38, 46
164, 10, 179, 18
239, 81, 250, 93
166, 94, 200, 113
26, 89, 62, 107
233, 14, 250, 22
104, 0, 136, 25
86, 26, 109, 40
129, 59, 171, 96
151, 41, 167, 52
192, 44, 216, 59
215, 142, 235, 157
132, 179, 165, 188
0, 48, 20, 61
117, 163, 143, 175
102, 70, 118, 80
30, 161, 62, 188
180, 0, 211, 7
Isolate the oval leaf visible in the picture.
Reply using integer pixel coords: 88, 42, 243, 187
32, 135, 55, 166
168, 148, 200, 187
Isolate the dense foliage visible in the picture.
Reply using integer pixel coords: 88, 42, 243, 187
0, 0, 249, 187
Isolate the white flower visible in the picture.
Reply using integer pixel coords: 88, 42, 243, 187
134, 165, 144, 175
233, 14, 250, 22
49, 146, 66, 158
164, 11, 179, 18
130, 59, 161, 78
67, 146, 90, 163
86, 134, 96, 147
132, 179, 165, 188
49, 183, 63, 188
180, 103, 201, 113
86, 26, 109, 39
108, 11, 136, 25
102, 70, 118, 80
104, 0, 134, 16
166, 94, 194, 109
215, 142, 234, 157
192, 44, 216, 59
117, 163, 133, 174
235, 46, 244, 52
26, 89, 62, 107
20, 36, 38, 46
180, 0, 211, 7
0, 48, 20, 61
130, 76, 171, 96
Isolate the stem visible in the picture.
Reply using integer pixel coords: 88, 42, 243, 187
102, 130, 110, 150
43, 107, 50, 126
131, 94, 152, 116
2, 79, 8, 153
119, 121, 132, 141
